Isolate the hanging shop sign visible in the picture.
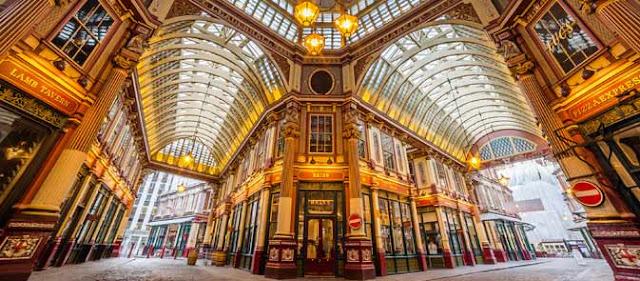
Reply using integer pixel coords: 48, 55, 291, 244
571, 181, 605, 207
567, 71, 640, 122
348, 214, 362, 230
0, 60, 79, 115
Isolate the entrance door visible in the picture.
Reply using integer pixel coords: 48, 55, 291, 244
304, 218, 335, 276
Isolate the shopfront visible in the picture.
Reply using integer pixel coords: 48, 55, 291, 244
0, 80, 65, 224
294, 182, 345, 277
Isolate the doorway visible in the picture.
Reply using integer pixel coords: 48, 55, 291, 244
304, 218, 336, 276
296, 182, 345, 277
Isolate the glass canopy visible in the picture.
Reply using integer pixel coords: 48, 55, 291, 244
358, 22, 540, 161
226, 0, 425, 49
137, 16, 285, 173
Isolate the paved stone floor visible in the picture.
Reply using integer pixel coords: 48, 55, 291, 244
28, 257, 613, 281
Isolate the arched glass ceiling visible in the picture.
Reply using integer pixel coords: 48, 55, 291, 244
358, 21, 540, 161
138, 16, 285, 174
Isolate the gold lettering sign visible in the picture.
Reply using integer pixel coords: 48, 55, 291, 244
312, 172, 330, 178
568, 73, 640, 120
0, 60, 79, 115
546, 21, 576, 52
308, 199, 334, 214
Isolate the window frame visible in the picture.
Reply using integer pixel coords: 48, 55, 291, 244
526, 0, 603, 78
308, 113, 335, 154
48, 0, 120, 70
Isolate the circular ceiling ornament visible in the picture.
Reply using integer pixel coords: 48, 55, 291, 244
309, 69, 334, 95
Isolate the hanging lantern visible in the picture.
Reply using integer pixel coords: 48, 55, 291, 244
177, 183, 186, 193
498, 175, 510, 186
335, 13, 358, 38
303, 33, 325, 55
468, 156, 481, 170
294, 0, 320, 27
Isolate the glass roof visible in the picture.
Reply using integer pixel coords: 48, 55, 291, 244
226, 0, 426, 49
358, 22, 540, 160
137, 16, 285, 174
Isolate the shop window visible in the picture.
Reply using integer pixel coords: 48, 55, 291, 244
372, 131, 381, 163
0, 106, 51, 206
381, 133, 395, 171
240, 194, 261, 269
378, 191, 419, 274
227, 204, 243, 264
463, 214, 482, 256
532, 1, 599, 73
309, 115, 333, 153
52, 0, 115, 66
362, 192, 373, 241
443, 208, 463, 257
267, 191, 280, 240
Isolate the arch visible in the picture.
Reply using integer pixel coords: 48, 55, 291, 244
356, 20, 540, 160
138, 16, 286, 171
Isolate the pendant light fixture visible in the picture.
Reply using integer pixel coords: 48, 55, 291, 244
303, 32, 325, 55
335, 12, 358, 38
178, 81, 208, 169
294, 0, 320, 27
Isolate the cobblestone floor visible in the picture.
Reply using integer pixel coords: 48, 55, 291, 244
28, 257, 613, 281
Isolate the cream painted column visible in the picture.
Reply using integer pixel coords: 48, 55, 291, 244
69, 180, 102, 240
273, 102, 299, 238
89, 195, 114, 243
255, 186, 271, 250
56, 173, 94, 238
344, 103, 366, 237
0, 0, 57, 58
370, 186, 384, 251
27, 57, 133, 216
409, 198, 425, 254
234, 200, 249, 253
596, 0, 640, 55
215, 212, 229, 251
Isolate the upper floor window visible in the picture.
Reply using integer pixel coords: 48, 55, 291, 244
357, 121, 367, 159
309, 115, 333, 153
532, 1, 599, 73
381, 133, 395, 171
52, 0, 114, 66
276, 119, 285, 157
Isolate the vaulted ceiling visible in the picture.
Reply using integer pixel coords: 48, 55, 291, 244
137, 16, 285, 175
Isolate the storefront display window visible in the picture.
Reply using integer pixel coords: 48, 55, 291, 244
0, 105, 52, 210
240, 193, 260, 270
531, 1, 599, 73
378, 191, 419, 274
443, 207, 464, 266
227, 204, 243, 264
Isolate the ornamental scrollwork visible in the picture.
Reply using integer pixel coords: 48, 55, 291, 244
0, 88, 66, 128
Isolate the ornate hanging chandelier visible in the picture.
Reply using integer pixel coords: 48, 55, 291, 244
303, 33, 325, 55
295, 0, 359, 55
335, 12, 358, 38
294, 0, 320, 27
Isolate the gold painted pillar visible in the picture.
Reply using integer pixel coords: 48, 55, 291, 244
435, 207, 454, 268
595, 0, 640, 55
252, 185, 271, 274
370, 184, 387, 276
457, 211, 475, 266
232, 199, 248, 268
213, 208, 230, 266
409, 197, 428, 271
342, 103, 376, 279
0, 0, 56, 58
27, 63, 130, 217
265, 101, 299, 279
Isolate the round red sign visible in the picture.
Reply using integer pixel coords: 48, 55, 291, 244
348, 214, 362, 230
571, 181, 604, 207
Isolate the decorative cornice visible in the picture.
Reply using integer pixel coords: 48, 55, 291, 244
0, 86, 66, 128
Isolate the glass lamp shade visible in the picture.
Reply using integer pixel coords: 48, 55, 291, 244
303, 33, 325, 55
294, 1, 320, 27
468, 156, 481, 170
335, 13, 358, 38
177, 183, 186, 193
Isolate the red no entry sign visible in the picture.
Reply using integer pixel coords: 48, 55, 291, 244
349, 214, 362, 230
571, 181, 604, 207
